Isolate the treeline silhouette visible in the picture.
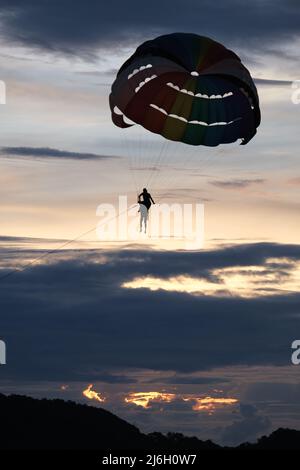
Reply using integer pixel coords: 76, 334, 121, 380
0, 394, 299, 450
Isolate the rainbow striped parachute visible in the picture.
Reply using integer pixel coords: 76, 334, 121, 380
110, 33, 260, 146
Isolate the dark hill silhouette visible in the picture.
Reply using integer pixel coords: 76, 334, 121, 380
238, 428, 300, 450
0, 394, 299, 450
0, 393, 147, 449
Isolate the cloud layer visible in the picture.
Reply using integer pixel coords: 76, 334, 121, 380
0, 1, 299, 58
0, 241, 299, 381
0, 147, 118, 160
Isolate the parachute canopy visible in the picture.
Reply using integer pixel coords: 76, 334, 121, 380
110, 33, 260, 146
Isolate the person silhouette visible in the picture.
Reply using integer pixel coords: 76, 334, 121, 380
138, 188, 155, 233
138, 188, 155, 211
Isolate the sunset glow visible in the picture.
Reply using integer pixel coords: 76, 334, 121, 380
183, 396, 238, 414
124, 392, 176, 408
82, 384, 106, 403
122, 259, 300, 298
1, 0, 300, 449
124, 391, 238, 413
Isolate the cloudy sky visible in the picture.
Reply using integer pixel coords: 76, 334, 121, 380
0, 0, 299, 445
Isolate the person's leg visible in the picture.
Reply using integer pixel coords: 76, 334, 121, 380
139, 212, 143, 232
144, 210, 149, 233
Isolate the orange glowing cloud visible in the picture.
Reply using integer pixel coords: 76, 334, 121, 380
124, 392, 176, 409
183, 396, 238, 414
124, 391, 238, 413
82, 384, 106, 403
122, 258, 300, 298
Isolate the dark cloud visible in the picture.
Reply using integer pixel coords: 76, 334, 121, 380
3, 240, 298, 281
254, 78, 293, 86
221, 403, 272, 446
0, 241, 299, 381
76, 69, 118, 77
244, 382, 300, 404
0, 146, 118, 161
210, 178, 265, 189
0, 1, 298, 58
148, 375, 230, 385
86, 373, 137, 384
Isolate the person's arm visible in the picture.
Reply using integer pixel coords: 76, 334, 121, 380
150, 194, 155, 204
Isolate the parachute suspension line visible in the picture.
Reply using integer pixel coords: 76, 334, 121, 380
122, 132, 134, 194
123, 67, 166, 190
124, 77, 168, 193
140, 127, 153, 186
138, 125, 142, 173
130, 126, 147, 191
137, 135, 148, 186
154, 146, 224, 203
137, 125, 144, 183
126, 126, 152, 201
144, 136, 166, 188
154, 140, 247, 207
145, 137, 170, 190
151, 136, 209, 195
151, 141, 198, 197
136, 125, 144, 185
163, 147, 223, 199
150, 140, 184, 194
123, 129, 139, 197
134, 127, 143, 190
138, 129, 226, 201
124, 75, 147, 195
141, 127, 153, 185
